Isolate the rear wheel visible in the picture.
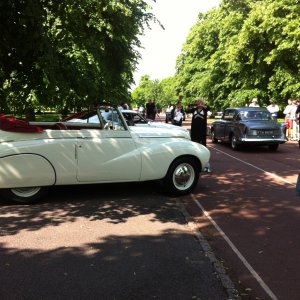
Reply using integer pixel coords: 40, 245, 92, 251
211, 129, 218, 143
163, 157, 200, 196
0, 186, 49, 204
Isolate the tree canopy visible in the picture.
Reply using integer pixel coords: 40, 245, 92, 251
0, 0, 154, 116
175, 0, 300, 109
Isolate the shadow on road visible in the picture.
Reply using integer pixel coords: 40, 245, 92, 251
0, 182, 190, 236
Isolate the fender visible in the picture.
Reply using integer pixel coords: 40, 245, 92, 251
139, 140, 209, 181
0, 154, 56, 188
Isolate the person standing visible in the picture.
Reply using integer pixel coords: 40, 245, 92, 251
186, 99, 209, 146
267, 99, 279, 120
177, 95, 186, 120
290, 100, 298, 141
186, 98, 211, 172
294, 99, 300, 145
145, 99, 156, 120
249, 98, 260, 107
138, 105, 145, 117
171, 102, 184, 126
283, 99, 293, 140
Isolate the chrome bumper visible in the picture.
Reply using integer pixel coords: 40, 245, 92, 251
239, 137, 287, 143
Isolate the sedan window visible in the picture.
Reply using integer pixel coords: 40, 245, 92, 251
240, 111, 272, 121
223, 110, 235, 120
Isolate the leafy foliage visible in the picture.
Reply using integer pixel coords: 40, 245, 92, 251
0, 0, 154, 116
131, 75, 181, 111
175, 0, 300, 110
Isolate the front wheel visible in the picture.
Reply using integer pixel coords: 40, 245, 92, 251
163, 157, 200, 196
230, 135, 240, 151
0, 186, 49, 204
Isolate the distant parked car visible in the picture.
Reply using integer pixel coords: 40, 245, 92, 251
210, 107, 287, 151
121, 109, 186, 129
67, 109, 189, 133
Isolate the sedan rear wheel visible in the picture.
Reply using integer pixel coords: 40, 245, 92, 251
211, 129, 218, 143
163, 157, 200, 196
1, 187, 48, 204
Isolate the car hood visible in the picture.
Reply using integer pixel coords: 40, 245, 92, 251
136, 122, 189, 132
129, 126, 191, 140
0, 124, 191, 142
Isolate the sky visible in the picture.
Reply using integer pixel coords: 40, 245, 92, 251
133, 0, 221, 87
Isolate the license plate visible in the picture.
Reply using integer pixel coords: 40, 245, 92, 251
257, 130, 273, 135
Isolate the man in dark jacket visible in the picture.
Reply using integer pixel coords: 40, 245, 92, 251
145, 99, 157, 120
186, 98, 211, 172
186, 98, 209, 146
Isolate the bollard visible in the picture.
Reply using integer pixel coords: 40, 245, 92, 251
297, 174, 300, 196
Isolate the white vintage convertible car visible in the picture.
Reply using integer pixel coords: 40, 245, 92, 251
0, 105, 210, 204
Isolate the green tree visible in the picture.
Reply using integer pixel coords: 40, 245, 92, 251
231, 0, 300, 102
131, 75, 182, 112
0, 0, 155, 117
131, 75, 162, 108
175, 0, 300, 110
159, 77, 178, 108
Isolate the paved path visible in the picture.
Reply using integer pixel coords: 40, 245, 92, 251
182, 139, 300, 299
0, 182, 230, 299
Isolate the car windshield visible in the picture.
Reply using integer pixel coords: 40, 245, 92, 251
239, 111, 272, 121
99, 108, 126, 130
122, 111, 148, 125
66, 107, 127, 130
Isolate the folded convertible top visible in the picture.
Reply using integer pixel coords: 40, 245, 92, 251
0, 115, 44, 133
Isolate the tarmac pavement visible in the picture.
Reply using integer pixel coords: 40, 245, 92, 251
0, 183, 235, 300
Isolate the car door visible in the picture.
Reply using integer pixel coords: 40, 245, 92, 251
223, 109, 236, 142
214, 109, 233, 141
76, 112, 141, 182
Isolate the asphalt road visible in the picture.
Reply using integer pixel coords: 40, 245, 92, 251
181, 138, 300, 300
0, 181, 229, 299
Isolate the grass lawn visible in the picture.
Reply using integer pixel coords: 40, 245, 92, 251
35, 113, 61, 122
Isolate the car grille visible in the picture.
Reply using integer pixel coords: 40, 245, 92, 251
248, 129, 281, 137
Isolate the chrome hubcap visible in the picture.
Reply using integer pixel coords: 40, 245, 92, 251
231, 137, 236, 148
11, 187, 41, 198
173, 163, 195, 190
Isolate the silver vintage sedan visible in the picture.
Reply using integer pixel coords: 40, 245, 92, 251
0, 105, 210, 204
210, 107, 287, 151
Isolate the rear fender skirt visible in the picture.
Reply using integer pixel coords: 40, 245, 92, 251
0, 154, 56, 188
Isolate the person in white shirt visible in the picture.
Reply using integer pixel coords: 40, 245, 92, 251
290, 100, 298, 141
171, 102, 183, 126
249, 98, 260, 107
267, 100, 279, 120
283, 99, 293, 139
